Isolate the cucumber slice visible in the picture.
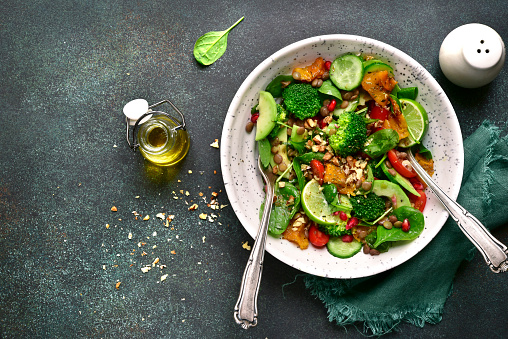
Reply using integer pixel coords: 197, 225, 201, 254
364, 61, 394, 74
326, 236, 362, 259
330, 54, 364, 91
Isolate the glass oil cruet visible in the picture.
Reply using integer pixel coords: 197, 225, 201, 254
124, 99, 190, 166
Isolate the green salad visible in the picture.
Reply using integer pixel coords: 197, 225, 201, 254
247, 53, 434, 259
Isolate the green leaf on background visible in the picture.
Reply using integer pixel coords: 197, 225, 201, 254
193, 17, 244, 66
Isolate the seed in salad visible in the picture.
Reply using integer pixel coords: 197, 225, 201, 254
327, 99, 337, 112
292, 71, 301, 80
369, 248, 380, 256
245, 121, 254, 133
273, 153, 283, 164
342, 235, 354, 243
346, 217, 359, 230
363, 244, 371, 254
339, 211, 348, 221
342, 91, 353, 100
394, 220, 403, 228
383, 221, 393, 229
340, 100, 349, 109
402, 219, 410, 232
320, 106, 329, 116
361, 181, 372, 191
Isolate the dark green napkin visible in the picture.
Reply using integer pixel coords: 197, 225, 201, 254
304, 120, 508, 336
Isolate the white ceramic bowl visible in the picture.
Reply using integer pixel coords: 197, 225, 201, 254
221, 35, 463, 279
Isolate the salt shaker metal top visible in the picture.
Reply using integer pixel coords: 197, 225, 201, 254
439, 23, 505, 88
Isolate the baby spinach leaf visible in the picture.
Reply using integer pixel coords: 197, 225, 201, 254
363, 128, 399, 158
193, 17, 244, 66
265, 182, 301, 235
258, 138, 272, 168
318, 80, 342, 100
265, 75, 294, 97
373, 206, 424, 248
412, 143, 433, 159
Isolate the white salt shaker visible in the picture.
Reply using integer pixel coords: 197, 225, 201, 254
439, 23, 505, 88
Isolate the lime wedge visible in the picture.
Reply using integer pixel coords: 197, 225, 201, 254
400, 98, 429, 143
398, 134, 417, 148
301, 179, 343, 225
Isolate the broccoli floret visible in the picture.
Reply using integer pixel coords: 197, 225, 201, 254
282, 83, 321, 120
319, 220, 350, 237
328, 112, 367, 156
350, 193, 385, 221
268, 104, 288, 139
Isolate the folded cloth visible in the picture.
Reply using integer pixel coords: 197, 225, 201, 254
304, 120, 508, 336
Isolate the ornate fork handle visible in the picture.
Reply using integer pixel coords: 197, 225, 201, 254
408, 151, 508, 272
234, 157, 275, 328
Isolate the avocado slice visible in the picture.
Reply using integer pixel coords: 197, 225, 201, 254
380, 161, 420, 196
269, 127, 291, 178
255, 91, 277, 141
372, 180, 411, 208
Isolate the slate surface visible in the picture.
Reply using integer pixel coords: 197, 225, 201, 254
0, 0, 507, 338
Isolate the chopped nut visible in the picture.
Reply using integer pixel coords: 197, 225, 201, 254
156, 213, 165, 220
140, 266, 151, 273
115, 282, 121, 289
143, 215, 150, 221
242, 241, 251, 251
210, 139, 219, 148
152, 257, 160, 267
128, 232, 133, 239
199, 213, 207, 220
188, 204, 198, 211
111, 206, 117, 212
161, 274, 169, 282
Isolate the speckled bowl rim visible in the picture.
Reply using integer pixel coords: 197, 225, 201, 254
220, 34, 463, 279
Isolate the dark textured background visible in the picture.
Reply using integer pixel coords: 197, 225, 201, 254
1, 0, 507, 338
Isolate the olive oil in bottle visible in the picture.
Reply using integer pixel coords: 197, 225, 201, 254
137, 115, 190, 166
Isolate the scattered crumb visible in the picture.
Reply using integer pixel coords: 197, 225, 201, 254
143, 215, 150, 221
115, 282, 121, 289
160, 274, 168, 282
210, 139, 219, 148
199, 213, 207, 220
141, 266, 151, 273
242, 241, 251, 251
111, 206, 117, 212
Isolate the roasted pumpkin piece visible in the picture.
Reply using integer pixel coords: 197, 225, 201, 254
323, 163, 356, 195
282, 214, 309, 249
292, 57, 325, 82
382, 113, 410, 140
415, 152, 435, 176
361, 70, 398, 107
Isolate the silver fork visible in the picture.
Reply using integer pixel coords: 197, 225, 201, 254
234, 156, 277, 328
407, 150, 508, 272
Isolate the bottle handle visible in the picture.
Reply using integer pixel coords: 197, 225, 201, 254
125, 99, 187, 150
